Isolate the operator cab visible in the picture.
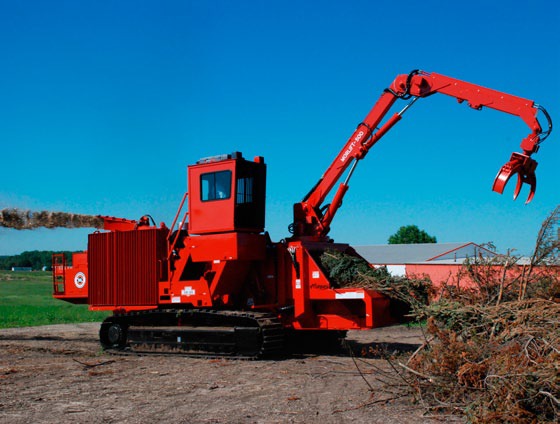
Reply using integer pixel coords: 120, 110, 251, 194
187, 152, 266, 235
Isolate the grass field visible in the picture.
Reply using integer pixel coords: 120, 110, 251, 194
0, 270, 109, 328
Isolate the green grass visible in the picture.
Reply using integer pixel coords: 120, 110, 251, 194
0, 270, 109, 328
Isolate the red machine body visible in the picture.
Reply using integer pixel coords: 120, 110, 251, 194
54, 153, 394, 331
53, 70, 551, 356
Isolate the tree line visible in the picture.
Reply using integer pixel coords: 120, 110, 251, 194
0, 251, 78, 271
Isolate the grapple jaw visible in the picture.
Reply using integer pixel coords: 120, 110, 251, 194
492, 152, 538, 204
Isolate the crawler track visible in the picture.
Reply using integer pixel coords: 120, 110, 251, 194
99, 309, 285, 359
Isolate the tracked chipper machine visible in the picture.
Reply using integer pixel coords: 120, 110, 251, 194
53, 70, 552, 357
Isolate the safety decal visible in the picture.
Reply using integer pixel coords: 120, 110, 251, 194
335, 292, 365, 299
74, 272, 86, 289
182, 286, 196, 297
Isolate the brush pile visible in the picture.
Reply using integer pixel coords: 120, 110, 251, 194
319, 249, 432, 311
408, 298, 559, 422
0, 208, 104, 230
402, 207, 560, 422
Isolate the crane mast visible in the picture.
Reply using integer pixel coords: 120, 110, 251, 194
291, 70, 552, 240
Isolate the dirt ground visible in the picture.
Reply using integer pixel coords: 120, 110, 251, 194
0, 323, 460, 424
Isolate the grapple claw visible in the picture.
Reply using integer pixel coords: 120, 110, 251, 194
513, 172, 523, 201
492, 152, 538, 204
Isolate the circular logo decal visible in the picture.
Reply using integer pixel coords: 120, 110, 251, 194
74, 272, 86, 289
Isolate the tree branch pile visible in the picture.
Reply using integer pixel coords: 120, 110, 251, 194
407, 299, 559, 422
402, 206, 560, 423
319, 249, 433, 311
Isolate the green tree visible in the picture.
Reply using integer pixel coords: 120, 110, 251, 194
388, 225, 436, 244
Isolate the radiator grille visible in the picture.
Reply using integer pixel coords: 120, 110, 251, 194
88, 228, 167, 307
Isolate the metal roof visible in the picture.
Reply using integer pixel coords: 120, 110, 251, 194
354, 242, 495, 265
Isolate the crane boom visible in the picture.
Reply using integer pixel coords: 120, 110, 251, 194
291, 70, 552, 240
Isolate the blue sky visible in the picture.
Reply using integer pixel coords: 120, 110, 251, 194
1, 0, 558, 256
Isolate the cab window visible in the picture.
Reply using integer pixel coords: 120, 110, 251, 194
200, 171, 232, 201
236, 177, 254, 204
